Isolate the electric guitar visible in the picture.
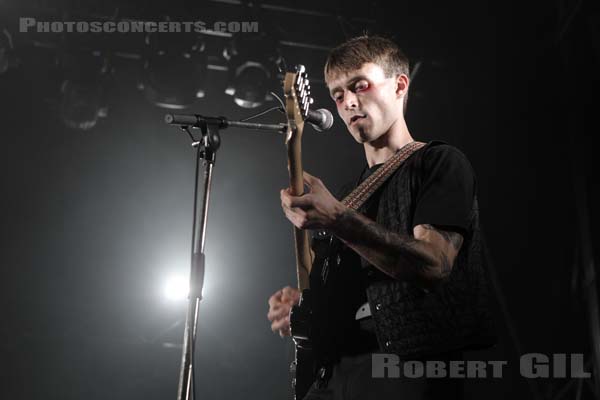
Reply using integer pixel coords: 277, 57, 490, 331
281, 65, 426, 399
282, 64, 316, 400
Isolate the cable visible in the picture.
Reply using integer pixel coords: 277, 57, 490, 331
269, 91, 286, 110
240, 105, 283, 122
239, 91, 286, 122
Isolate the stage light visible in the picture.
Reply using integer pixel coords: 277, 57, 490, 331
164, 275, 189, 302
58, 52, 109, 130
0, 28, 19, 75
59, 79, 108, 130
140, 34, 207, 109
223, 32, 280, 109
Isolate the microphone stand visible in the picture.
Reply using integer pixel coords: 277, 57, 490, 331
166, 113, 287, 400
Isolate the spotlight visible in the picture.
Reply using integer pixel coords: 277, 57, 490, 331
223, 32, 280, 109
59, 80, 107, 130
164, 275, 189, 302
58, 52, 109, 131
140, 33, 207, 109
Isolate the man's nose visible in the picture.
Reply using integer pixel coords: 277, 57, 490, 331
344, 91, 358, 110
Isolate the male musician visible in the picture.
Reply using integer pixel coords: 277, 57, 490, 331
267, 35, 495, 399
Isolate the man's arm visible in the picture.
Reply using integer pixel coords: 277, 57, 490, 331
281, 172, 464, 289
332, 209, 463, 288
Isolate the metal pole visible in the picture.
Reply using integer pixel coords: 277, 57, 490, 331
176, 122, 219, 400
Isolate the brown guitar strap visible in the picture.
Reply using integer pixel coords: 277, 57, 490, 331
342, 141, 426, 210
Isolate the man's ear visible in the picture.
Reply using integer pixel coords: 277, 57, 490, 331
395, 74, 409, 99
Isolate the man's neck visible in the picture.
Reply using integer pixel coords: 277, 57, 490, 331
363, 117, 414, 167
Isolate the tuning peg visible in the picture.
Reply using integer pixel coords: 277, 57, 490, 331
299, 81, 306, 95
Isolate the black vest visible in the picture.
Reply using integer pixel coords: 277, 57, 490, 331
366, 142, 496, 357
311, 142, 497, 359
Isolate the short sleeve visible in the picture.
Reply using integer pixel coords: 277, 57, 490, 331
412, 144, 475, 235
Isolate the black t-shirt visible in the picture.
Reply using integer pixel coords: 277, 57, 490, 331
309, 141, 476, 363
411, 143, 475, 236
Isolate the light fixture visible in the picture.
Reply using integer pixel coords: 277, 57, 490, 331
0, 28, 19, 75
58, 52, 109, 131
163, 275, 190, 302
223, 32, 281, 109
139, 33, 207, 109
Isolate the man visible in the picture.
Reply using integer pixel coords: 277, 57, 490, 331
267, 35, 495, 399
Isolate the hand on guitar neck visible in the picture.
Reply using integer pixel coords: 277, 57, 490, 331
267, 286, 301, 337
280, 171, 346, 231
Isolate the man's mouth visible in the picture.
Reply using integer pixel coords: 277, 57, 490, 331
349, 114, 366, 125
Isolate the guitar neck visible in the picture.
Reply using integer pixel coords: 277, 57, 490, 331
287, 133, 311, 291
282, 66, 313, 291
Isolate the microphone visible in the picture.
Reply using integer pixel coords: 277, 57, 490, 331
164, 107, 334, 134
306, 108, 334, 132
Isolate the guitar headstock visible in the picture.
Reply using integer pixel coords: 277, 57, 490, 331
283, 65, 313, 144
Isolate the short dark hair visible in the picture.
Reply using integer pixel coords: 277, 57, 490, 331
324, 35, 410, 111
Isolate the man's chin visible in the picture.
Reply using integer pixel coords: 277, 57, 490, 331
358, 128, 373, 143
348, 127, 377, 144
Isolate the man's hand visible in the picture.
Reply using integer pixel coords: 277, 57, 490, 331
267, 286, 300, 337
280, 172, 347, 230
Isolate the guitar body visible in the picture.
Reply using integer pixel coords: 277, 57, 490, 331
290, 289, 315, 399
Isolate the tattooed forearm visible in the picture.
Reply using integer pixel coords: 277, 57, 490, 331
440, 254, 452, 279
331, 210, 441, 286
420, 224, 463, 250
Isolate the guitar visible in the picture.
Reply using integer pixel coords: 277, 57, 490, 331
281, 66, 427, 400
282, 64, 316, 400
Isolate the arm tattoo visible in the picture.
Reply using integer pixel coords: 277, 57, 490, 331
332, 210, 440, 286
420, 224, 463, 279
439, 254, 452, 279
420, 224, 463, 250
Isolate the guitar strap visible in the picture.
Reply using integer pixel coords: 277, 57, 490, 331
341, 141, 426, 210
317, 141, 426, 285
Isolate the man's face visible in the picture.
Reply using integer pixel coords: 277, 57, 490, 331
326, 62, 404, 144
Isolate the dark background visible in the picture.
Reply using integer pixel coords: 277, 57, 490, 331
1, 0, 599, 399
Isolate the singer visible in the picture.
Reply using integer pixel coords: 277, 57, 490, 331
267, 35, 496, 399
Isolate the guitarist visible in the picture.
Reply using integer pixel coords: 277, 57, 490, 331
268, 35, 496, 399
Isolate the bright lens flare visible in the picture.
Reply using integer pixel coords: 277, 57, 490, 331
164, 275, 189, 301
